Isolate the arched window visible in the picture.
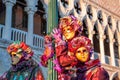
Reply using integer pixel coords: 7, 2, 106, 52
116, 21, 119, 32
97, 11, 103, 24
114, 33, 119, 59
12, 0, 28, 31
108, 16, 112, 29
87, 5, 93, 19
93, 23, 100, 53
104, 29, 110, 56
82, 19, 88, 37
0, 1, 5, 25
34, 0, 46, 36
74, 1, 81, 14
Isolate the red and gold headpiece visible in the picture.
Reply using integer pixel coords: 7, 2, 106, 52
7, 41, 33, 59
68, 36, 93, 55
59, 15, 83, 33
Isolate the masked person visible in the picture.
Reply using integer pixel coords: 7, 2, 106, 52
51, 15, 109, 80
41, 15, 82, 67
0, 42, 44, 80
69, 36, 109, 80
40, 15, 83, 80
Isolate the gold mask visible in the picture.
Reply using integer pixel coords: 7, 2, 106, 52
75, 47, 90, 62
62, 26, 75, 40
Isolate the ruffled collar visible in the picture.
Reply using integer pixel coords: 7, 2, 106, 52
77, 59, 100, 72
10, 59, 38, 72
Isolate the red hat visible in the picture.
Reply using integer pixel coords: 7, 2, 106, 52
59, 15, 83, 34
7, 41, 33, 59
68, 36, 93, 55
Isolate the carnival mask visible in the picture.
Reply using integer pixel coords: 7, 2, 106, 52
7, 42, 33, 65
10, 49, 22, 65
75, 47, 90, 62
62, 26, 75, 40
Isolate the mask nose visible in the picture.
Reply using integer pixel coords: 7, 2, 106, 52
80, 50, 84, 54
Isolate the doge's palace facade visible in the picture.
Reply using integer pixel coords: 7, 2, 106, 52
0, 0, 120, 80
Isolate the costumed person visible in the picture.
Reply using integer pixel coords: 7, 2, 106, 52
0, 41, 44, 80
41, 15, 83, 80
69, 36, 109, 80
52, 15, 83, 80
41, 35, 54, 67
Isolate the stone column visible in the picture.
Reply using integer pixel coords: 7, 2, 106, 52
99, 34, 106, 63
25, 0, 37, 46
2, 0, 16, 40
88, 31, 95, 59
109, 39, 116, 66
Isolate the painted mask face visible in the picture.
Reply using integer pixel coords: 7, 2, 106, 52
75, 47, 90, 62
10, 49, 22, 65
62, 26, 75, 40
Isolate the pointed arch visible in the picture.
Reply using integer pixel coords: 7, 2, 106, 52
82, 16, 88, 37
110, 71, 120, 80
104, 27, 110, 56
86, 5, 93, 20
107, 16, 112, 29
93, 22, 100, 53
114, 31, 119, 59
97, 10, 103, 25
74, 0, 81, 14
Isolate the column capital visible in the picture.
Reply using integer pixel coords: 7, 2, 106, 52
91, 31, 95, 35
109, 38, 115, 43
25, 0, 38, 14
99, 34, 106, 40
25, 7, 37, 14
2, 0, 16, 5
25, 0, 38, 6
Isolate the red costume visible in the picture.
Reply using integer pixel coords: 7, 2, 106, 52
55, 36, 109, 80
74, 59, 109, 80
40, 15, 109, 80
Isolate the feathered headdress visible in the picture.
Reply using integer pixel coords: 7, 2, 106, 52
7, 41, 33, 59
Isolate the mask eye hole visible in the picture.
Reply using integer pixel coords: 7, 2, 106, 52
13, 54, 16, 57
10, 52, 17, 57
77, 50, 81, 53
10, 53, 16, 57
83, 49, 87, 53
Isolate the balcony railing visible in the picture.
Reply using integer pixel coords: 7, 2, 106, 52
0, 24, 44, 49
11, 28, 27, 42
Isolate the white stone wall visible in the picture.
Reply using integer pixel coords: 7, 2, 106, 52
0, 48, 11, 76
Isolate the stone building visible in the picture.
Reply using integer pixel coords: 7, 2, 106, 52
0, 0, 120, 80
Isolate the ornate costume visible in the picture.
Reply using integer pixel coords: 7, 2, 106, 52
0, 42, 44, 80
40, 15, 109, 80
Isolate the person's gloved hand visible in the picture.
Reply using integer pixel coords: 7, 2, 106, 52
44, 35, 52, 47
51, 28, 62, 43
